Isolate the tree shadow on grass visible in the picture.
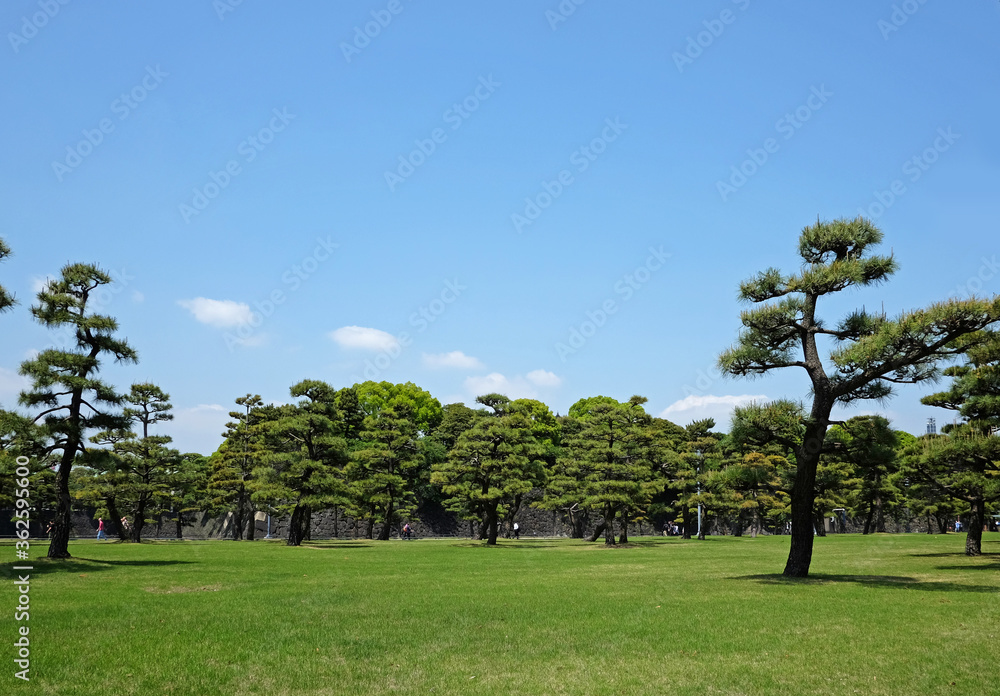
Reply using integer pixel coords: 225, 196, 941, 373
730, 573, 999, 593
1, 557, 194, 578
301, 542, 372, 549
449, 541, 558, 549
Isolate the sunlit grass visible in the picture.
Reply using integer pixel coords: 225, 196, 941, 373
3, 532, 998, 695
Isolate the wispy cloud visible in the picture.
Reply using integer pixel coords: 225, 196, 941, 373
464, 369, 563, 401
329, 326, 400, 351
660, 394, 768, 428
178, 298, 252, 328
422, 351, 484, 370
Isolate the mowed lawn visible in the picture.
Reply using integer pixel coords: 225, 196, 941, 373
3, 533, 998, 696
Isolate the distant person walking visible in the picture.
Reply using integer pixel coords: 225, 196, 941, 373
402, 523, 412, 540
513, 522, 520, 540
96, 517, 107, 540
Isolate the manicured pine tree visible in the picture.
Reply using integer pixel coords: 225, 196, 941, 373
254, 380, 349, 546
350, 402, 422, 540
89, 383, 181, 542
826, 416, 902, 534
431, 394, 544, 545
19, 264, 137, 559
719, 217, 1000, 576
907, 333, 1000, 555
208, 394, 265, 540
0, 237, 15, 315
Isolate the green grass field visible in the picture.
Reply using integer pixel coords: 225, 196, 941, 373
3, 533, 998, 696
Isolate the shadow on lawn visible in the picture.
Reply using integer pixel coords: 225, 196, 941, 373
731, 573, 999, 593
450, 541, 558, 549
1, 558, 194, 578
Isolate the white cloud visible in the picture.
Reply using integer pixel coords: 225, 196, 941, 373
422, 351, 484, 370
464, 369, 563, 402
526, 369, 561, 387
660, 394, 769, 429
178, 298, 252, 328
131, 291, 145, 303
31, 275, 56, 293
329, 326, 399, 351
168, 404, 230, 455
0, 367, 30, 409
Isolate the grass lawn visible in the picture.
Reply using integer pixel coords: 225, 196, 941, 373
3, 532, 998, 695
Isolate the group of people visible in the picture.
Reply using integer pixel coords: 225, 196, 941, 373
662, 522, 682, 536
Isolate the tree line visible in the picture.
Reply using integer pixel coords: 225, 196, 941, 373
1, 218, 998, 576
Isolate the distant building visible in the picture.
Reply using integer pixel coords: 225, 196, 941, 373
926, 418, 937, 435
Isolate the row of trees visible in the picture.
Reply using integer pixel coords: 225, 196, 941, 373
1, 219, 998, 576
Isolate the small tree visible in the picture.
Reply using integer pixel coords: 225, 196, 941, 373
255, 380, 349, 546
719, 217, 1000, 576
431, 394, 544, 545
19, 264, 137, 559
208, 394, 265, 540
907, 333, 1000, 555
0, 237, 15, 314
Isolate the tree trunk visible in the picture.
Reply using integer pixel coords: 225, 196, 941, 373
246, 504, 256, 540
106, 497, 128, 541
588, 522, 606, 542
619, 510, 629, 545
378, 499, 394, 541
863, 501, 875, 535
604, 505, 616, 546
783, 419, 827, 577
287, 504, 307, 546
333, 506, 339, 538
365, 516, 375, 540
925, 513, 933, 534
47, 451, 75, 559
874, 497, 886, 533
813, 512, 827, 537
485, 503, 499, 545
965, 500, 985, 556
175, 513, 183, 540
131, 494, 148, 543
681, 506, 692, 540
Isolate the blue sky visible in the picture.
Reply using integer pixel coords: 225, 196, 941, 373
1, 1, 998, 454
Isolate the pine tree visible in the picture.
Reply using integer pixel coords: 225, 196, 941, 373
18, 264, 137, 558
208, 394, 265, 540
0, 237, 15, 315
719, 217, 1000, 576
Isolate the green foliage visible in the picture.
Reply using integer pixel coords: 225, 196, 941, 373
19, 263, 137, 558
719, 217, 1000, 576
431, 393, 545, 544
0, 237, 15, 315
253, 380, 350, 545
207, 394, 266, 540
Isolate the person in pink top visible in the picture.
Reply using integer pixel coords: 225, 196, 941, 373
97, 517, 107, 540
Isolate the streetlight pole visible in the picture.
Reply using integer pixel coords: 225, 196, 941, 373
696, 448, 703, 540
